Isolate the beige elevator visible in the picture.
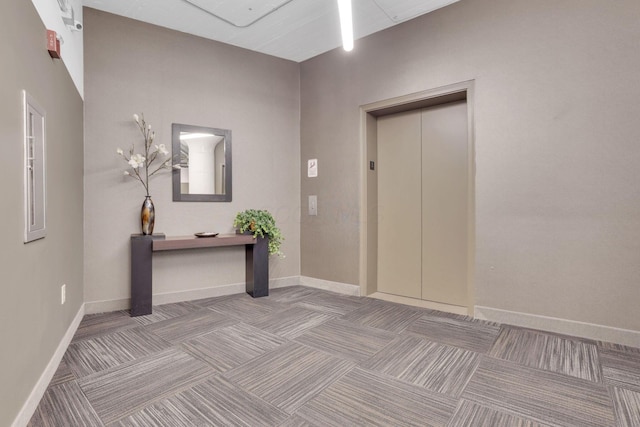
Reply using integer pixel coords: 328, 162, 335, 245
376, 100, 470, 307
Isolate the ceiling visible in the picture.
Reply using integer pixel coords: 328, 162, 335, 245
81, 0, 460, 62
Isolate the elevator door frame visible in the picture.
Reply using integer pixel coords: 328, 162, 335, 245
359, 81, 476, 315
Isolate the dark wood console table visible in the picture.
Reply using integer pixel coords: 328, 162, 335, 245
130, 233, 269, 317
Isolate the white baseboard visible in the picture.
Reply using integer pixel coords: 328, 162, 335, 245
85, 276, 303, 314
154, 282, 246, 305
12, 303, 85, 427
300, 276, 360, 296
154, 277, 300, 305
475, 305, 640, 348
84, 297, 130, 314
270, 276, 301, 289
85, 275, 358, 316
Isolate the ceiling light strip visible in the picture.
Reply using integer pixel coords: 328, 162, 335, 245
337, 0, 354, 51
182, 0, 296, 28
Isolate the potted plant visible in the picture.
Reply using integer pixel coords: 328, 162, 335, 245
233, 209, 284, 257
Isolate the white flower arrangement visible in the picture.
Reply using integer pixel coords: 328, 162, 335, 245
116, 113, 171, 197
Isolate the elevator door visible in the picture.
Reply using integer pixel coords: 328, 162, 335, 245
377, 101, 469, 306
377, 110, 422, 299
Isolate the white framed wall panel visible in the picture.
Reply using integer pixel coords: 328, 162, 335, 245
23, 91, 46, 243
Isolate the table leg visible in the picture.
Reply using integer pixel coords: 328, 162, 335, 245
131, 235, 154, 316
245, 236, 269, 297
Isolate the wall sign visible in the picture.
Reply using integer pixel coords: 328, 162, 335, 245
308, 158, 318, 178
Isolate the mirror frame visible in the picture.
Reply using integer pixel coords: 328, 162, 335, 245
172, 123, 232, 202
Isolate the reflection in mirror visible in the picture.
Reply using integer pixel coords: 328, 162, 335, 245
179, 133, 224, 194
172, 123, 232, 202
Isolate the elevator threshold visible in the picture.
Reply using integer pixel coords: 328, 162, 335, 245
369, 292, 469, 316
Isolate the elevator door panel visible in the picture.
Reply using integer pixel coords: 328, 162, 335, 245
421, 102, 469, 306
377, 110, 422, 299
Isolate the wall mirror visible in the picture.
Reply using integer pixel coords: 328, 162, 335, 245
172, 123, 232, 202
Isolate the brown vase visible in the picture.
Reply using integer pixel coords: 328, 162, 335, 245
141, 196, 155, 235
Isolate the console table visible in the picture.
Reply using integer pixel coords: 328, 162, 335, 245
130, 233, 268, 317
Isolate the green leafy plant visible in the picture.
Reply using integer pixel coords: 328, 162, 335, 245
233, 209, 284, 257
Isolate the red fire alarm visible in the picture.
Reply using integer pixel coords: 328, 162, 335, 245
47, 30, 61, 59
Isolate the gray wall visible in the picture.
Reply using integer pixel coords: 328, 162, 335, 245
0, 1, 84, 424
83, 9, 300, 308
300, 0, 640, 331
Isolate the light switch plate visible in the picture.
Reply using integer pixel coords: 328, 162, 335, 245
309, 195, 317, 216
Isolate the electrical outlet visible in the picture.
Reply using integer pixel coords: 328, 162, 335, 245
61, 284, 66, 305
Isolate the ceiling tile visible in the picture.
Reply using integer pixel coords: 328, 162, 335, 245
372, 0, 460, 23
82, 0, 460, 62
184, 0, 294, 27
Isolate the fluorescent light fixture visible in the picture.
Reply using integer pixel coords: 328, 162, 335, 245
337, 0, 354, 52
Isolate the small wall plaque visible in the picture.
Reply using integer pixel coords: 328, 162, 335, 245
308, 159, 318, 178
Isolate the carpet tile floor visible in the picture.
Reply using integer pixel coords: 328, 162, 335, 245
28, 286, 640, 426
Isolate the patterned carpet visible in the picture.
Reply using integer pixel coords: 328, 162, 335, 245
28, 286, 640, 426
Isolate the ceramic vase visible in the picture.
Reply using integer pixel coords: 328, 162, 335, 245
141, 196, 155, 235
